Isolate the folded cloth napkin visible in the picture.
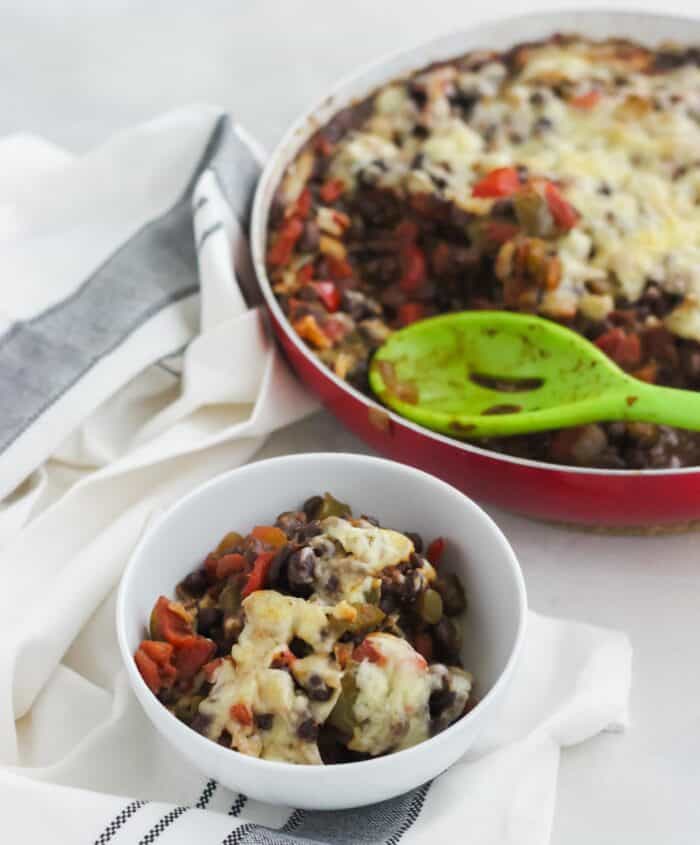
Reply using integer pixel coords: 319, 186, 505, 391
0, 108, 632, 845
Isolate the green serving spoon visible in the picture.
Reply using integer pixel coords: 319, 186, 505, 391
368, 310, 700, 438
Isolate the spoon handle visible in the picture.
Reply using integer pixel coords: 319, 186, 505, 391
617, 379, 700, 432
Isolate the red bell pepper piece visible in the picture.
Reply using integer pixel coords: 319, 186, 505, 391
174, 636, 216, 682
292, 188, 312, 220
216, 552, 247, 579
267, 217, 304, 267
352, 638, 386, 665
319, 178, 345, 203
472, 167, 521, 198
135, 640, 177, 694
544, 182, 580, 231
397, 302, 426, 327
426, 537, 445, 566
325, 255, 353, 281
311, 281, 342, 312
230, 702, 253, 726
151, 596, 194, 647
570, 90, 601, 109
399, 244, 427, 293
297, 263, 314, 284
242, 551, 275, 597
594, 328, 642, 369
251, 525, 288, 549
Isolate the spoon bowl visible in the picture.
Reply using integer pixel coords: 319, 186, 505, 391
369, 311, 700, 438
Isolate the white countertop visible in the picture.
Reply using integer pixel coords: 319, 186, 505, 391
4, 1, 699, 841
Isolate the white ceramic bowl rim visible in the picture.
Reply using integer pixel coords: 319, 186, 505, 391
117, 452, 527, 776
250, 8, 700, 479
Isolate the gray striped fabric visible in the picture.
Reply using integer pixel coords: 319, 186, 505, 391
0, 115, 260, 457
221, 783, 431, 845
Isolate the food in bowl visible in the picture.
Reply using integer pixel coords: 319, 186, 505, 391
133, 491, 472, 765
266, 34, 700, 470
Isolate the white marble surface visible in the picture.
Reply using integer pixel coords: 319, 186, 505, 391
4, 0, 700, 841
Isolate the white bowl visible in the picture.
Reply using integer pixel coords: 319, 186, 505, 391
117, 453, 526, 809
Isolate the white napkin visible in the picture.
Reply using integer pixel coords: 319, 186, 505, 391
0, 108, 632, 845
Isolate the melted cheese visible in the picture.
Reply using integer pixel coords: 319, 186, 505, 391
199, 591, 342, 764
347, 634, 472, 754
310, 517, 418, 603
325, 41, 700, 338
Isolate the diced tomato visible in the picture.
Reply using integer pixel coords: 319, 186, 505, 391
570, 90, 601, 109
251, 525, 288, 549
174, 636, 216, 682
270, 648, 296, 669
319, 178, 345, 203
297, 263, 314, 284
397, 302, 427, 327
293, 314, 332, 349
135, 649, 161, 694
325, 255, 353, 281
135, 639, 177, 694
216, 552, 247, 579
267, 217, 304, 267
485, 221, 520, 244
426, 537, 445, 566
292, 188, 312, 220
203, 658, 223, 681
230, 702, 253, 726
204, 552, 220, 579
242, 551, 275, 598
413, 632, 434, 662
396, 220, 419, 244
472, 167, 521, 198
399, 244, 427, 293
595, 328, 642, 369
311, 281, 342, 313
544, 182, 580, 231
352, 638, 386, 665
151, 596, 194, 647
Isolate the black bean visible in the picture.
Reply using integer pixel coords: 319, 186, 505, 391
289, 637, 313, 659
178, 569, 208, 598
404, 532, 423, 553
297, 718, 319, 741
433, 617, 461, 661
429, 688, 456, 718
267, 545, 292, 588
218, 729, 233, 747
325, 574, 340, 595
401, 571, 423, 602
303, 495, 323, 520
191, 712, 212, 736
298, 222, 320, 252
197, 606, 223, 637
288, 547, 317, 594
449, 88, 479, 117
276, 510, 307, 538
254, 713, 274, 731
306, 674, 334, 701
302, 520, 323, 540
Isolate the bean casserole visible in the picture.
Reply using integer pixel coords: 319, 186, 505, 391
134, 493, 472, 764
266, 35, 700, 469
